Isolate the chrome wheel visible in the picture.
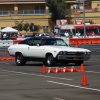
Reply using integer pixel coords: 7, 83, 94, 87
46, 54, 55, 66
16, 55, 21, 64
16, 53, 26, 66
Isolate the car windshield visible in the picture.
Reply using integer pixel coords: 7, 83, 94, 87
42, 38, 68, 46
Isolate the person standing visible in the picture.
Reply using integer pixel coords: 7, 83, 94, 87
50, 30, 55, 37
3, 33, 7, 39
64, 31, 69, 38
76, 31, 81, 38
32, 32, 36, 37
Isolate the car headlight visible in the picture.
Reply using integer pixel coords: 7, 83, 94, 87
84, 52, 91, 56
58, 51, 67, 55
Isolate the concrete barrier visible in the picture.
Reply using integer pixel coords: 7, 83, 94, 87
0, 40, 13, 47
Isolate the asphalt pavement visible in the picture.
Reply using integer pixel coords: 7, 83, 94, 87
0, 44, 100, 100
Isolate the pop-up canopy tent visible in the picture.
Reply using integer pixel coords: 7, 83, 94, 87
0, 26, 18, 33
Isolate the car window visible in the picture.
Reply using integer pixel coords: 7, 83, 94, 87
33, 39, 41, 45
42, 39, 68, 46
56, 39, 67, 46
27, 39, 41, 46
27, 39, 34, 45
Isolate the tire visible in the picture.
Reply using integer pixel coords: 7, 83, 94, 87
45, 54, 55, 66
15, 53, 26, 66
75, 60, 83, 66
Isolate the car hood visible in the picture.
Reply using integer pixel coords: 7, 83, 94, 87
43, 46, 90, 52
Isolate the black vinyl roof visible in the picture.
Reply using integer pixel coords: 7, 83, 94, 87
26, 37, 62, 40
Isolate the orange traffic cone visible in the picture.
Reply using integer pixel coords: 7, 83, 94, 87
7, 56, 13, 60
81, 74, 88, 86
4, 50, 7, 55
42, 65, 46, 74
48, 67, 56, 73
56, 67, 65, 73
63, 67, 71, 72
71, 66, 80, 72
80, 64, 85, 72
1, 57, 7, 61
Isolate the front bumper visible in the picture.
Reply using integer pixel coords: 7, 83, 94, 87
57, 55, 90, 61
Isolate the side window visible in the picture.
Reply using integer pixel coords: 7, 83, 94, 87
27, 39, 41, 46
33, 39, 41, 45
27, 39, 34, 46
56, 40, 66, 46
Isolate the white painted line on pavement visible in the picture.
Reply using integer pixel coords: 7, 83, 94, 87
32, 74, 73, 80
0, 62, 9, 64
0, 69, 73, 80
47, 80, 100, 92
86, 71, 100, 74
53, 97, 65, 100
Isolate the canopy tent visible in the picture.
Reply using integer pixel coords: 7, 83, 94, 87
0, 27, 18, 33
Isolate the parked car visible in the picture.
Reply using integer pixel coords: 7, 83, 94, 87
38, 33, 50, 37
8, 37, 91, 66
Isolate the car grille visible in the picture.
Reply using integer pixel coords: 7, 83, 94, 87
66, 52, 84, 56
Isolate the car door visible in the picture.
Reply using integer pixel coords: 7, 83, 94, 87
27, 38, 43, 58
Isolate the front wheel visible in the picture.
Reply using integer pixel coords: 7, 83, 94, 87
15, 53, 26, 66
45, 54, 55, 66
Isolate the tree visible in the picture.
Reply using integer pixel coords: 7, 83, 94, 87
15, 22, 23, 32
23, 23, 29, 33
29, 23, 42, 32
45, 0, 71, 23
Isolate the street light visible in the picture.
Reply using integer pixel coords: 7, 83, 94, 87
83, 0, 86, 38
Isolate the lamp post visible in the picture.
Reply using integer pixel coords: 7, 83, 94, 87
83, 0, 86, 38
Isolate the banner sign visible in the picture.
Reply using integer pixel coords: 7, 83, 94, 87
74, 20, 83, 25
56, 19, 68, 26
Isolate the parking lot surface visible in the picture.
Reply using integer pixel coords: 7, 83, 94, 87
0, 44, 100, 100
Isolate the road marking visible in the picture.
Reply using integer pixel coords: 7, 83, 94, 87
86, 71, 100, 74
0, 69, 73, 80
53, 97, 65, 100
0, 62, 9, 64
47, 80, 100, 92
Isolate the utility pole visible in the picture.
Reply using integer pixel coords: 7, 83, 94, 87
83, 0, 86, 38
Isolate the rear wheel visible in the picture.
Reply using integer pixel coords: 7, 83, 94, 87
15, 53, 26, 66
45, 54, 55, 66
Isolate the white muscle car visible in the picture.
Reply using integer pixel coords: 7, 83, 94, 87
8, 37, 91, 66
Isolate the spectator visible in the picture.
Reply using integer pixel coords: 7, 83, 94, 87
32, 32, 36, 37
19, 33, 22, 37
86, 32, 89, 37
42, 40, 47, 45
69, 29, 73, 38
90, 31, 94, 36
76, 31, 81, 37
64, 31, 69, 38
0, 32, 1, 39
50, 30, 55, 37
3, 33, 7, 39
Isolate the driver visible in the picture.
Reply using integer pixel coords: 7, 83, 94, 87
42, 40, 47, 45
